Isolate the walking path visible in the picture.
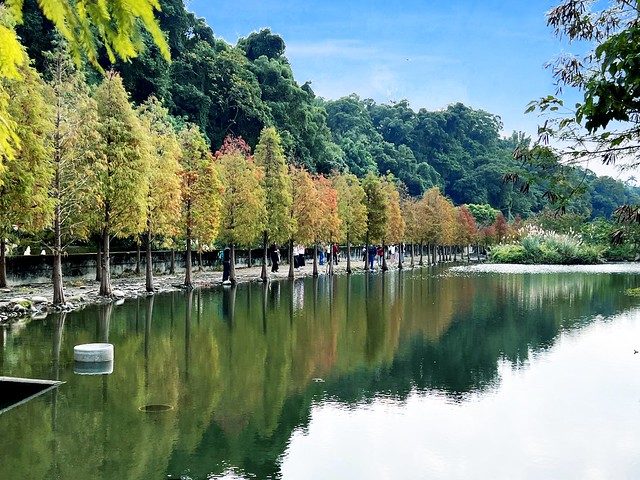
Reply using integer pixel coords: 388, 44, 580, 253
0, 257, 398, 323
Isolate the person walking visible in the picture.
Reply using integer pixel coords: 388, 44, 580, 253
270, 244, 280, 272
368, 244, 377, 270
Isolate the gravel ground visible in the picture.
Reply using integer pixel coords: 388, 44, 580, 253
0, 260, 365, 324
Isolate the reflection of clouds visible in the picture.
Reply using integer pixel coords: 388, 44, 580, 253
282, 312, 640, 479
293, 280, 304, 311
450, 263, 640, 308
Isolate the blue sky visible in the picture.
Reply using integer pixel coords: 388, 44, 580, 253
188, 0, 578, 139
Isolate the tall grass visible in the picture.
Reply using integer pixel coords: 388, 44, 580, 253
489, 225, 604, 264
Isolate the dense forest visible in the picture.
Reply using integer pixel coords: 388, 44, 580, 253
15, 0, 639, 221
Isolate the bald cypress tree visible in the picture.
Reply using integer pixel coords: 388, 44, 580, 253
254, 127, 292, 282
91, 71, 148, 296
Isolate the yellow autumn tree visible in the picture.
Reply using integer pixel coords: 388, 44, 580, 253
332, 171, 367, 274
383, 175, 406, 270
215, 136, 266, 285
178, 123, 222, 288
138, 96, 182, 292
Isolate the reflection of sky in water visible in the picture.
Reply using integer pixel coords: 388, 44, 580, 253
281, 310, 640, 479
451, 263, 640, 275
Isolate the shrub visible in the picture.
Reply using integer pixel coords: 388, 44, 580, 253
490, 225, 603, 264
488, 244, 528, 263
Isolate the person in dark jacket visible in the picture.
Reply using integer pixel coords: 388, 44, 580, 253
270, 244, 280, 272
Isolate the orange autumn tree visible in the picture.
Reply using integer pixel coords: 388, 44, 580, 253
215, 135, 266, 284
437, 195, 456, 262
137, 97, 182, 292
456, 205, 478, 261
314, 174, 340, 275
289, 165, 316, 278
418, 188, 443, 265
493, 212, 511, 243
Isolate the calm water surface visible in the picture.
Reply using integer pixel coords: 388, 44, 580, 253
2, 264, 640, 479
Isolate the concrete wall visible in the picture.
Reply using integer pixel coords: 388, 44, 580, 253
4, 249, 266, 286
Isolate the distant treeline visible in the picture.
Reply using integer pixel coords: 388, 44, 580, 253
16, 0, 638, 220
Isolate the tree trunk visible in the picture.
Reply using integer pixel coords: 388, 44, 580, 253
145, 229, 154, 292
184, 228, 193, 288
99, 225, 112, 296
135, 241, 141, 275
346, 232, 352, 274
364, 233, 370, 271
198, 246, 203, 272
95, 238, 102, 281
410, 243, 415, 268
398, 243, 403, 270
288, 239, 295, 279
247, 247, 252, 267
261, 231, 268, 282
312, 241, 318, 276
328, 242, 334, 276
230, 243, 237, 285
419, 242, 423, 266
381, 242, 388, 271
170, 248, 175, 274
52, 204, 65, 306
0, 238, 7, 288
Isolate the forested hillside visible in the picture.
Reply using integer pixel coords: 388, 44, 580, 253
15, 0, 638, 220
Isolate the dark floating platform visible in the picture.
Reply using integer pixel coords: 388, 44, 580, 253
0, 376, 63, 415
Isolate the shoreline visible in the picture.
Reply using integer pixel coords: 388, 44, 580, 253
0, 259, 385, 324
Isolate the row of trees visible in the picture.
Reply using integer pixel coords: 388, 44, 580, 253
2, 39, 508, 306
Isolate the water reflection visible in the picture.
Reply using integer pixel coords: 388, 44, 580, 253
0, 266, 639, 479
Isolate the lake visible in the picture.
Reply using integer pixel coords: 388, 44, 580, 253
1, 264, 640, 479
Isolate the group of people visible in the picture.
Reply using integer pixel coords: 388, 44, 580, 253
320, 243, 340, 266
364, 244, 403, 270
268, 243, 307, 272
268, 243, 341, 272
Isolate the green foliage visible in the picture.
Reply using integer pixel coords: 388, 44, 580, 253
466, 203, 500, 227
488, 244, 528, 263
91, 71, 148, 236
254, 126, 292, 245
489, 225, 604, 265
0, 60, 55, 238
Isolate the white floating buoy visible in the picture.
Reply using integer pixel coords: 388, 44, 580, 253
74, 343, 114, 363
